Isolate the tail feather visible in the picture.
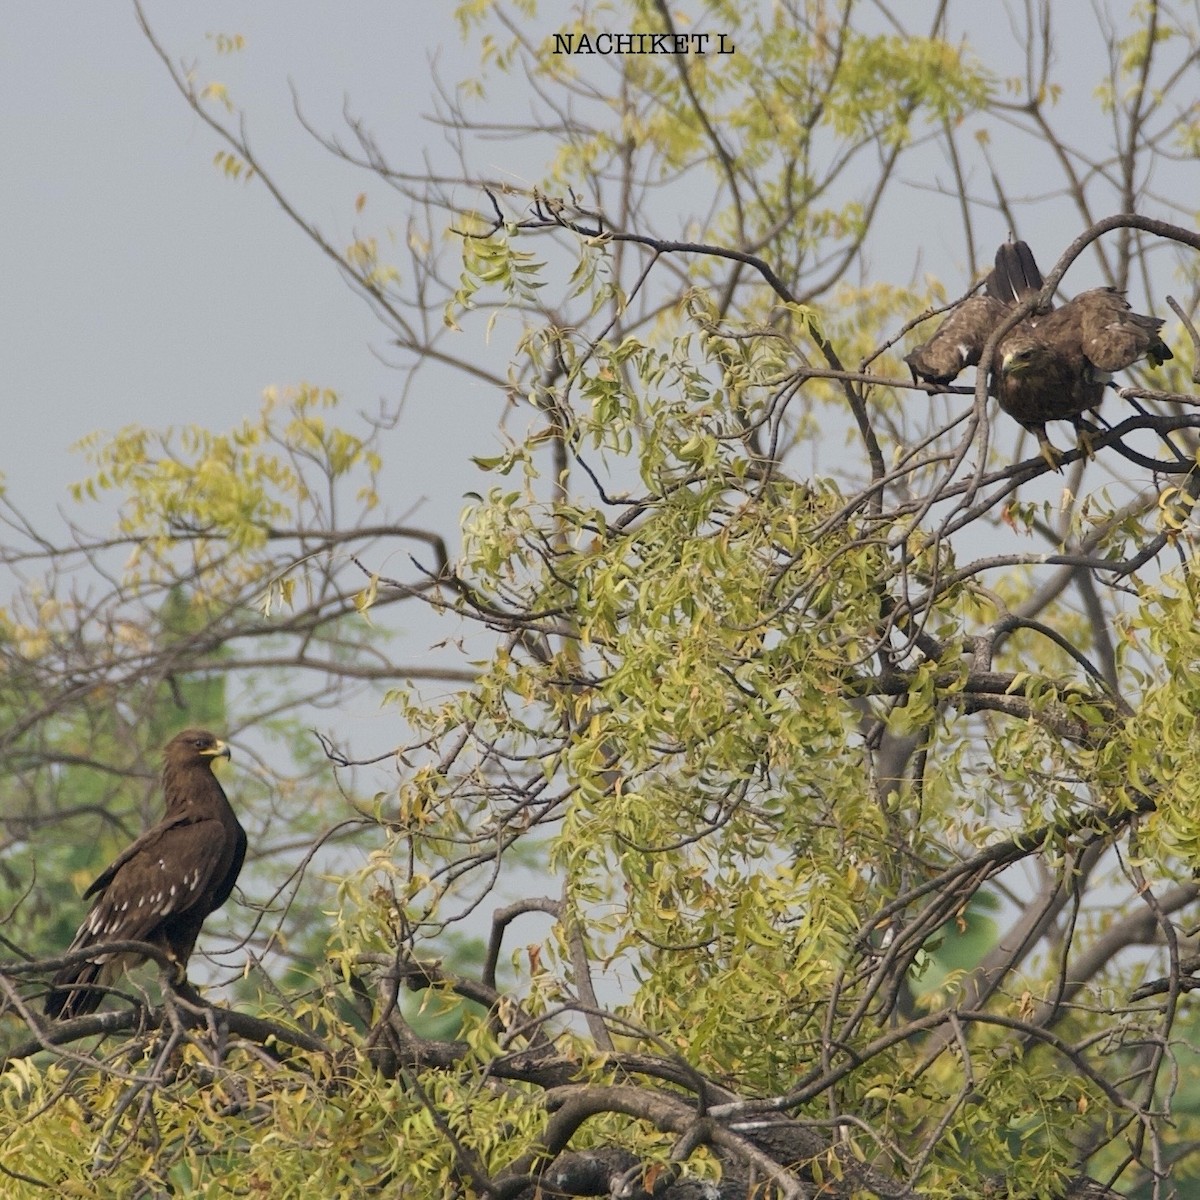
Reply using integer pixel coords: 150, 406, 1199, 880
45, 943, 136, 1019
45, 960, 106, 1020
987, 239, 1044, 305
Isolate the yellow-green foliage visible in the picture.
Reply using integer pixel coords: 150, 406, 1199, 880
13, 2, 1199, 1195
1124, 565, 1200, 864
71, 384, 380, 595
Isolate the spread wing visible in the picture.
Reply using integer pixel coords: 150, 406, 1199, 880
1044, 288, 1173, 373
905, 293, 1010, 384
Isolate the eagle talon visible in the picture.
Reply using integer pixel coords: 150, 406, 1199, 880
1035, 433, 1065, 473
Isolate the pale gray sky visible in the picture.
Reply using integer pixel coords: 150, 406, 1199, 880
1, 2, 1186, 534
2, 4, 483, 521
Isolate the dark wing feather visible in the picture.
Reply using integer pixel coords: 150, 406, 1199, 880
905, 293, 1010, 384
986, 240, 1044, 306
80, 812, 189, 900
45, 815, 244, 1019
82, 816, 243, 937
1048, 288, 1173, 373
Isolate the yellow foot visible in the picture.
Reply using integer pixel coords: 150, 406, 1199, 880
1035, 431, 1064, 472
1073, 420, 1099, 460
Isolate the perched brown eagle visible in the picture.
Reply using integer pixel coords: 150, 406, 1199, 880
44, 729, 246, 1020
992, 331, 1104, 463
907, 239, 1173, 464
994, 271, 1172, 464
987, 242, 1099, 461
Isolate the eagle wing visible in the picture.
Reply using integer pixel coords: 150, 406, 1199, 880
77, 814, 244, 941
45, 813, 246, 1019
1048, 287, 1173, 373
905, 293, 1010, 384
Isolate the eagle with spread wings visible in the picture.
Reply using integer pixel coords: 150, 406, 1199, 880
906, 239, 1172, 464
44, 729, 246, 1020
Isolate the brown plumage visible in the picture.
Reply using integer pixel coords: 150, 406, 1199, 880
904, 293, 1011, 384
993, 280, 1172, 464
987, 243, 1090, 460
994, 332, 1103, 465
44, 730, 246, 1020
905, 239, 1042, 385
1035, 287, 1172, 374
909, 239, 1173, 464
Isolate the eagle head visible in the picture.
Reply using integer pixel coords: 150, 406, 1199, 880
165, 729, 232, 766
1000, 339, 1052, 378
